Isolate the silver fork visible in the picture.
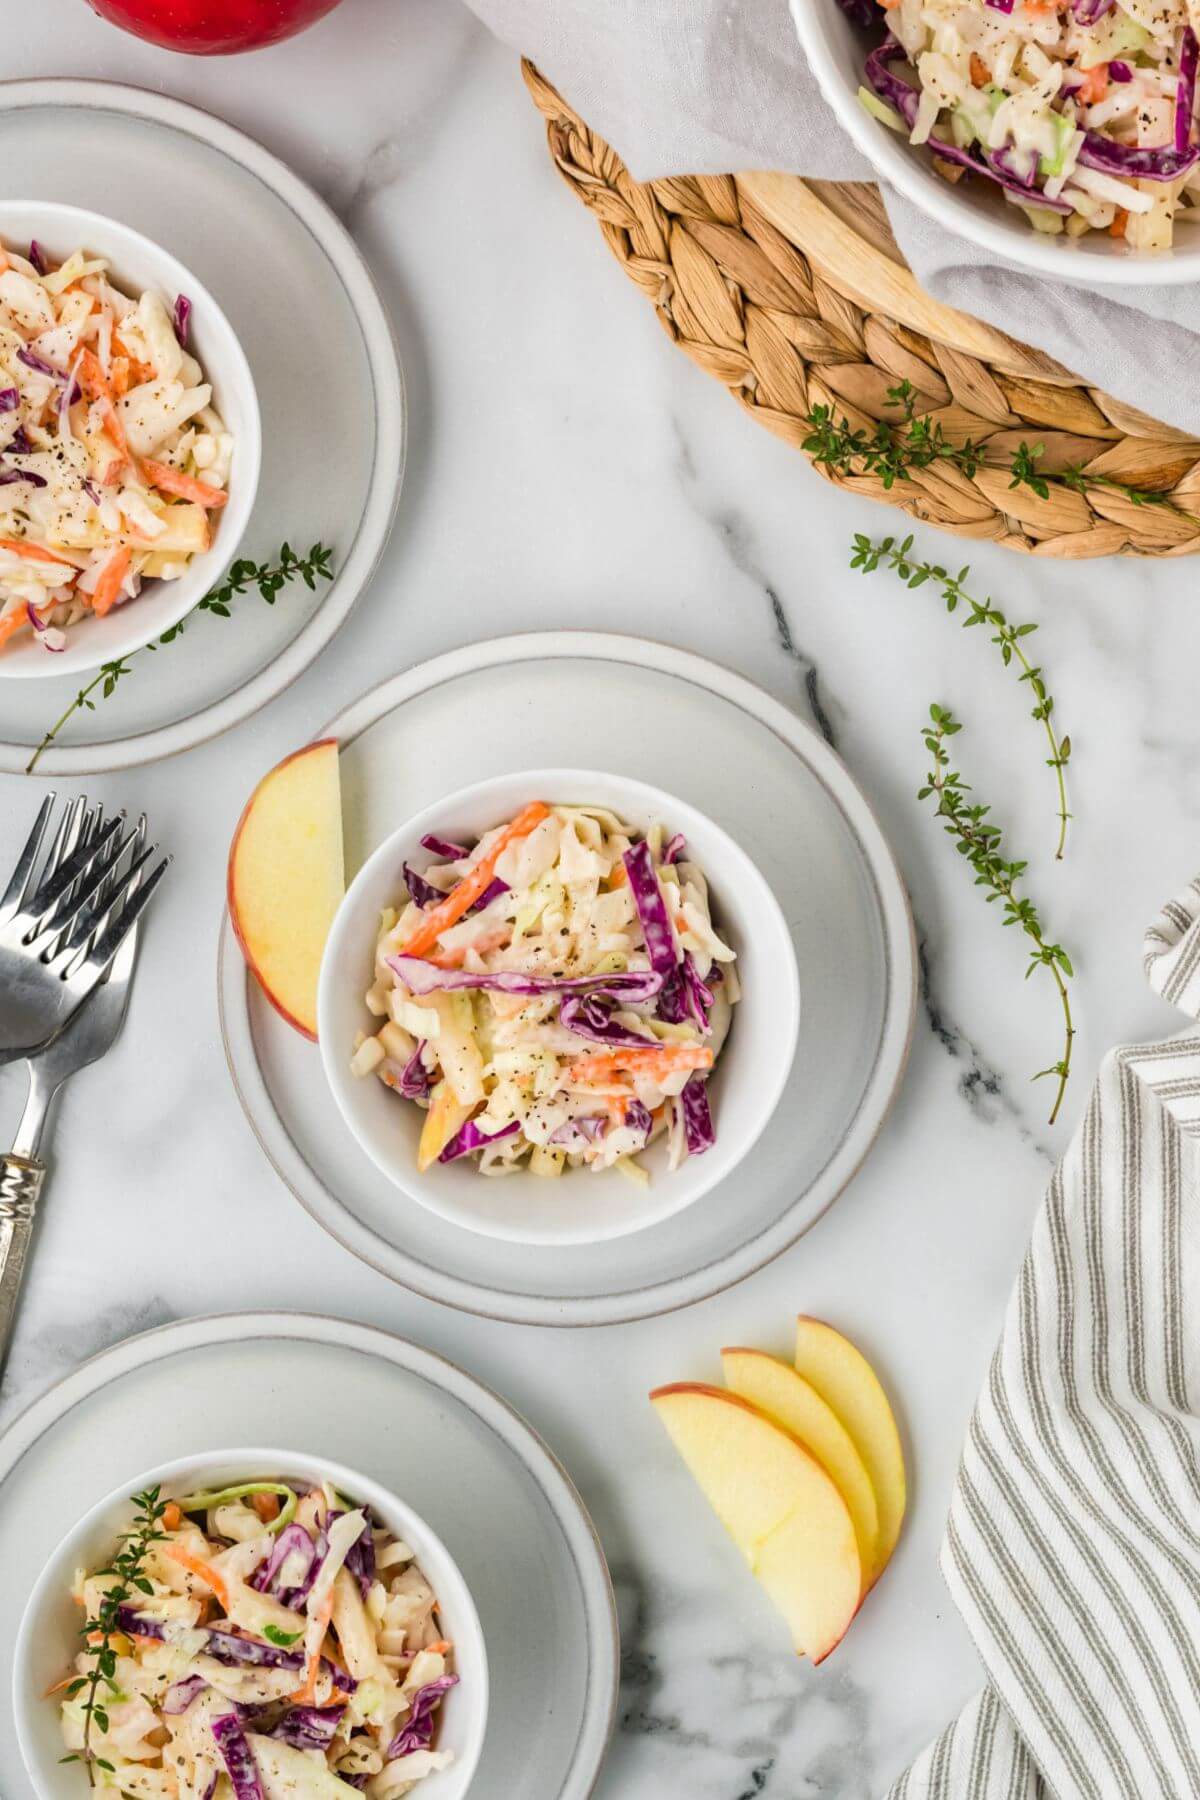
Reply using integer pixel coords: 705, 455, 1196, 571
0, 793, 167, 1063
0, 810, 151, 1386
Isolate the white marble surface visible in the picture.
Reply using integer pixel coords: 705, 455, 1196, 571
2, 2, 1200, 1794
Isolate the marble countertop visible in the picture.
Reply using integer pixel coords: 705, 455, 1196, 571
3, 3, 1199, 1794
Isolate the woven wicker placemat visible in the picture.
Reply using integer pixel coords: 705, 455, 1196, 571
525, 61, 1200, 558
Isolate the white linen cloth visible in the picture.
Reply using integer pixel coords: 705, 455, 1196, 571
465, 0, 1200, 438
884, 874, 1200, 1799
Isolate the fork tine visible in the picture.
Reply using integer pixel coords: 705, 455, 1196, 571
72, 855, 170, 981
56, 838, 158, 963
28, 815, 128, 931
0, 793, 56, 921
41, 796, 87, 885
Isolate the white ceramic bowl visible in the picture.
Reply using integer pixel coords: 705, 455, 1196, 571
0, 200, 261, 679
13, 1447, 488, 1800
318, 768, 801, 1247
791, 2, 1200, 286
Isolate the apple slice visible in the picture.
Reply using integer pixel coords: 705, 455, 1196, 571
227, 739, 344, 1040
650, 1383, 861, 1662
721, 1347, 880, 1589
794, 1318, 906, 1574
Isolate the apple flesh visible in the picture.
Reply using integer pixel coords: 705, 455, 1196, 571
650, 1383, 861, 1663
794, 1317, 907, 1573
86, 0, 345, 55
227, 738, 344, 1040
721, 1347, 881, 1590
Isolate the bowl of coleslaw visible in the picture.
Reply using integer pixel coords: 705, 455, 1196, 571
793, 1, 1200, 281
318, 769, 800, 1247
14, 1447, 488, 1800
0, 200, 260, 678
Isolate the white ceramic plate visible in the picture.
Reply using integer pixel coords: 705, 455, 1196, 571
219, 634, 917, 1327
0, 1312, 618, 1800
0, 79, 404, 774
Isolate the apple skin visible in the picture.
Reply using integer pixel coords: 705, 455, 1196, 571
86, 0, 345, 55
227, 737, 341, 1041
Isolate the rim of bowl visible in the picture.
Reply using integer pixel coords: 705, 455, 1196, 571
13, 1444, 489, 1800
0, 198, 262, 681
790, 2, 1200, 287
316, 767, 801, 1247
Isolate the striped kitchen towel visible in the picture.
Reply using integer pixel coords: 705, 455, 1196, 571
887, 875, 1200, 1800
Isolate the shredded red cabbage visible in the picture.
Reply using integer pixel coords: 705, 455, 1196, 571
173, 293, 193, 347
560, 992, 657, 1049
404, 863, 445, 910
7, 426, 32, 454
27, 605, 66, 652
624, 1099, 654, 1139
985, 0, 1015, 10
395, 1045, 434, 1100
28, 240, 47, 275
0, 388, 18, 412
420, 832, 469, 859
1177, 27, 1198, 155
1073, 0, 1115, 19
386, 1674, 459, 1759
679, 1076, 716, 1156
387, 954, 663, 1004
439, 1116, 520, 1162
469, 876, 510, 913
252, 1522, 316, 1604
162, 1674, 207, 1715
834, 0, 878, 21
0, 468, 47, 489
211, 1713, 265, 1800
548, 1114, 608, 1147
16, 346, 70, 382
1108, 59, 1133, 82
622, 841, 679, 978
1078, 130, 1199, 180
269, 1703, 346, 1751
661, 833, 687, 865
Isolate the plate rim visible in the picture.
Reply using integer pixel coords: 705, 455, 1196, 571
0, 77, 405, 776
0, 1308, 620, 1800
218, 630, 918, 1327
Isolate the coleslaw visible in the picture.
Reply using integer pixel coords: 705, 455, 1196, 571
56, 1476, 458, 1799
0, 236, 232, 658
351, 803, 741, 1182
844, 0, 1200, 248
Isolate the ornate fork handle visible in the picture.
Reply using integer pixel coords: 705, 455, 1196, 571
0, 1153, 45, 1384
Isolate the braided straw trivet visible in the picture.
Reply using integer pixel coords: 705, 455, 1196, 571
525, 60, 1200, 557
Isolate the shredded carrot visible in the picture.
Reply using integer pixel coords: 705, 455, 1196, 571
969, 52, 990, 87
1078, 62, 1109, 105
424, 930, 509, 970
0, 537, 76, 568
43, 1674, 76, 1699
1110, 208, 1129, 239
402, 803, 551, 958
90, 545, 131, 618
607, 861, 628, 889
290, 1590, 334, 1704
571, 1044, 714, 1085
0, 606, 30, 648
251, 1492, 281, 1524
164, 1544, 231, 1611
78, 347, 132, 458
426, 1639, 453, 1655
162, 1501, 183, 1532
142, 458, 228, 510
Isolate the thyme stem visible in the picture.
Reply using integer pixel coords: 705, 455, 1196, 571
851, 532, 1071, 859
921, 705, 1076, 1125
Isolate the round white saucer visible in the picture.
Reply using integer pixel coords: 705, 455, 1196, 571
0, 1312, 618, 1800
219, 632, 916, 1326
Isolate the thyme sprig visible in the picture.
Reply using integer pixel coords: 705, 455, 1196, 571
805, 379, 1199, 526
26, 542, 335, 775
921, 706, 1075, 1125
62, 1486, 168, 1784
850, 533, 1071, 860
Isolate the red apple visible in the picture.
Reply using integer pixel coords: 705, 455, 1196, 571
86, 0, 346, 55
